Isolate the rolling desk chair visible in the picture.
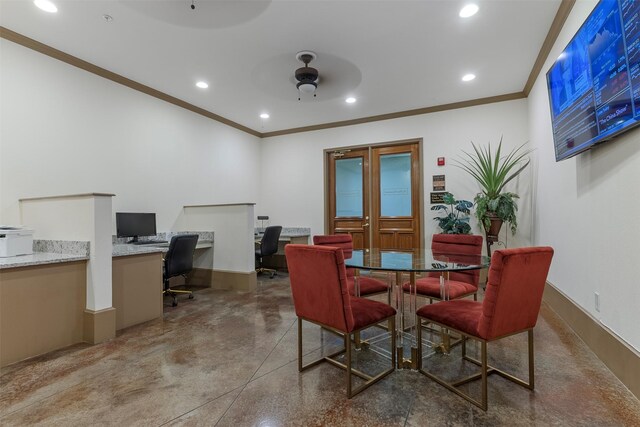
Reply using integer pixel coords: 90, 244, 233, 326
255, 225, 282, 278
163, 234, 199, 307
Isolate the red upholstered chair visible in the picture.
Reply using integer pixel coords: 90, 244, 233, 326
313, 234, 390, 300
285, 244, 396, 398
404, 234, 483, 301
416, 246, 554, 410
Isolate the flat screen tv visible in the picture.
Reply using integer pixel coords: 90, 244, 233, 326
116, 212, 156, 243
546, 0, 640, 161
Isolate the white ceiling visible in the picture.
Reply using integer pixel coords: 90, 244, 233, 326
0, 0, 562, 134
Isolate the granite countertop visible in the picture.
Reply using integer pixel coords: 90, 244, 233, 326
0, 252, 89, 270
112, 240, 213, 257
256, 227, 310, 239
112, 244, 166, 257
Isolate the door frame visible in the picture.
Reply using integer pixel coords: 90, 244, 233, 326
323, 138, 424, 251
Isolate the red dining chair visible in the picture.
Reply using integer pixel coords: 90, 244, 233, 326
404, 234, 483, 301
416, 246, 554, 410
313, 234, 390, 301
285, 244, 396, 398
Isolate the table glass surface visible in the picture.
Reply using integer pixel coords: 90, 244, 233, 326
344, 249, 490, 272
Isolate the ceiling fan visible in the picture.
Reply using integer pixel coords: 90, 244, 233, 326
295, 51, 319, 100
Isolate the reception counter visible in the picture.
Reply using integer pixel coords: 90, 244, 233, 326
111, 233, 213, 331
0, 240, 90, 367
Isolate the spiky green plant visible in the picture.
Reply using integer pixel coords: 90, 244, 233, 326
454, 138, 531, 234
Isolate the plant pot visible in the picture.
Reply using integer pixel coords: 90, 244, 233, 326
484, 212, 503, 242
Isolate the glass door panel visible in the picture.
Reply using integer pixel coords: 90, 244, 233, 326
335, 158, 364, 217
380, 153, 412, 217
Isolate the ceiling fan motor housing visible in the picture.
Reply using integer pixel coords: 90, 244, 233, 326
295, 66, 318, 87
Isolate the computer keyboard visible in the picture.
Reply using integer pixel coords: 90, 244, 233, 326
132, 240, 168, 245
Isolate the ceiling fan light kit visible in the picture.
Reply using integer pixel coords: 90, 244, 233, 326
295, 51, 318, 100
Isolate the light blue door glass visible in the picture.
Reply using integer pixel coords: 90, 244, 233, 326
380, 153, 411, 216
336, 158, 363, 217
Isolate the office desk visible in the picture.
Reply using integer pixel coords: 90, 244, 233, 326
111, 240, 213, 331
256, 234, 309, 271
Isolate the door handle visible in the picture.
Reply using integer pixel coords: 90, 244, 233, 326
363, 223, 370, 227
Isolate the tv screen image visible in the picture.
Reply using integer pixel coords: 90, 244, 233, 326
116, 212, 157, 242
546, 0, 640, 161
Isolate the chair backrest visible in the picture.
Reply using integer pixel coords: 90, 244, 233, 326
164, 234, 199, 279
259, 226, 282, 257
429, 234, 483, 287
477, 246, 554, 340
313, 234, 355, 277
285, 244, 354, 333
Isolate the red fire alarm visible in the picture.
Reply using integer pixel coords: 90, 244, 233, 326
437, 157, 445, 166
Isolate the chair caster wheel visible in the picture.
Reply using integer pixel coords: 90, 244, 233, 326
188, 294, 194, 299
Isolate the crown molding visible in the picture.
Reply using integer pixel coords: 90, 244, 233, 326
523, 0, 576, 96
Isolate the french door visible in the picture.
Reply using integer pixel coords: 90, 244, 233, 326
327, 141, 422, 251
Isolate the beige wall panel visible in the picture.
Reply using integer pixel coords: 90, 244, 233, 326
543, 283, 640, 400
112, 253, 163, 331
0, 261, 86, 367
83, 308, 116, 344
212, 270, 257, 292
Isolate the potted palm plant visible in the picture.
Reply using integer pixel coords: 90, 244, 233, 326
455, 138, 531, 253
431, 192, 473, 234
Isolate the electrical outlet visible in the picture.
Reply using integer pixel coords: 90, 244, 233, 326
595, 292, 600, 312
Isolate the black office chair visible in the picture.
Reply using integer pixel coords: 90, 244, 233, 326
163, 234, 199, 307
255, 225, 282, 278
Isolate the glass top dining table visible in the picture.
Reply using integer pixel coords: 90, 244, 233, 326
344, 249, 490, 273
344, 248, 490, 369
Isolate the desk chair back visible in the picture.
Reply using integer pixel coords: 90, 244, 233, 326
429, 234, 483, 287
164, 234, 199, 280
285, 244, 354, 332
259, 226, 282, 257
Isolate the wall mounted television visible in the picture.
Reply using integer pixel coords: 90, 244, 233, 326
546, 0, 640, 161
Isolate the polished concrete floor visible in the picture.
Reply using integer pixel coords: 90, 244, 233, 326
1, 273, 639, 426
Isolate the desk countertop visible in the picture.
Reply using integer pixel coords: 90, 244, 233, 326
0, 252, 89, 270
112, 241, 213, 258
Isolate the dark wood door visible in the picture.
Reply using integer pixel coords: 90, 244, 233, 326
371, 143, 421, 250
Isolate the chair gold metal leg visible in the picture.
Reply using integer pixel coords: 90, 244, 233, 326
416, 316, 422, 370
481, 340, 488, 411
298, 318, 303, 372
528, 329, 535, 390
345, 333, 352, 398
297, 316, 395, 398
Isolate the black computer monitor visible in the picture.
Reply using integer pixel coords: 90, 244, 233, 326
116, 212, 157, 243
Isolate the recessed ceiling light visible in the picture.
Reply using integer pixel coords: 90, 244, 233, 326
459, 4, 479, 18
345, 97, 357, 104
260, 113, 270, 119
195, 81, 209, 89
34, 0, 57, 13
462, 73, 476, 82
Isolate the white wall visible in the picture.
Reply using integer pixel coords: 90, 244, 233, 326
177, 204, 255, 273
0, 40, 261, 231
528, 0, 640, 351
259, 99, 532, 252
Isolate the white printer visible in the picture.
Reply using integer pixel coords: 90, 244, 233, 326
0, 226, 34, 257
